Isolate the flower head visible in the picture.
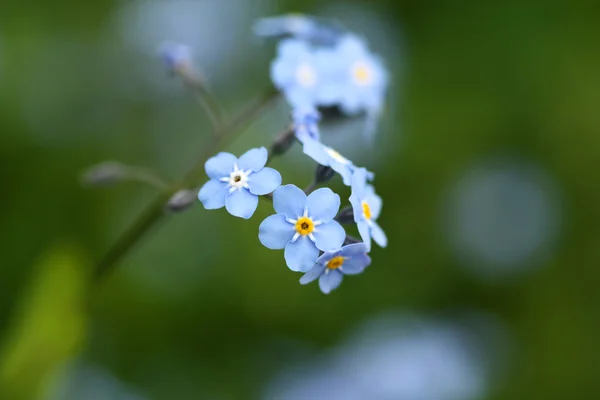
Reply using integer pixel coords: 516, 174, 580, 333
270, 39, 332, 108
259, 185, 346, 272
313, 34, 388, 118
198, 147, 281, 219
158, 41, 193, 73
253, 14, 342, 46
349, 168, 387, 251
292, 106, 321, 142
300, 243, 371, 294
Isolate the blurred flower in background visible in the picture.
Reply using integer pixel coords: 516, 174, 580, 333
264, 313, 508, 400
442, 158, 562, 279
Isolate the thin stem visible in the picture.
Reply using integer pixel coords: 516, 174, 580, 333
124, 167, 170, 190
181, 72, 227, 130
304, 181, 318, 194
93, 87, 280, 281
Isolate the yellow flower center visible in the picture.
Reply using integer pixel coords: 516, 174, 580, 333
362, 201, 372, 220
295, 216, 314, 235
327, 256, 345, 269
325, 147, 350, 165
351, 62, 372, 86
295, 63, 317, 87
233, 175, 241, 183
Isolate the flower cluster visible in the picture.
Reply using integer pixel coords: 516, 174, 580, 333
264, 14, 388, 122
194, 14, 389, 294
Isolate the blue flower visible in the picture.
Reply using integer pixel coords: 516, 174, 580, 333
253, 14, 342, 45
270, 39, 332, 108
320, 34, 388, 116
300, 243, 371, 294
302, 138, 370, 186
259, 185, 346, 272
292, 106, 320, 142
198, 147, 281, 219
158, 41, 193, 73
349, 167, 387, 251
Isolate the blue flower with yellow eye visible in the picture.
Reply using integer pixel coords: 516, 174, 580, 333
300, 243, 371, 294
198, 147, 281, 219
253, 14, 343, 46
350, 167, 387, 251
319, 34, 388, 116
292, 106, 321, 142
259, 185, 346, 272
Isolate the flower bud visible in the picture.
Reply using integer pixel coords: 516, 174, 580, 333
166, 189, 197, 213
81, 161, 126, 187
335, 206, 355, 224
158, 41, 194, 74
270, 128, 296, 156
314, 164, 335, 183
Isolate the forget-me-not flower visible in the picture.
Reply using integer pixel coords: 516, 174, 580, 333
350, 167, 387, 251
198, 147, 281, 219
253, 14, 342, 46
320, 34, 388, 116
259, 185, 346, 272
292, 106, 320, 142
158, 41, 193, 73
300, 243, 371, 294
270, 39, 332, 108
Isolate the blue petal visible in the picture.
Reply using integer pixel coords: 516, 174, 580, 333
370, 221, 388, 248
205, 152, 237, 179
341, 254, 371, 275
351, 168, 368, 199
318, 270, 343, 294
299, 264, 326, 285
198, 179, 228, 210
247, 167, 282, 195
306, 188, 340, 222
284, 236, 319, 272
238, 147, 268, 172
259, 214, 295, 250
302, 138, 331, 166
357, 221, 372, 252
273, 184, 307, 219
225, 189, 258, 219
349, 191, 363, 224
330, 161, 353, 186
313, 221, 345, 252
364, 185, 382, 220
339, 243, 369, 257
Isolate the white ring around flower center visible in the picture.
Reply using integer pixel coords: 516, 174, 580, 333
325, 147, 350, 165
220, 163, 251, 192
295, 62, 317, 87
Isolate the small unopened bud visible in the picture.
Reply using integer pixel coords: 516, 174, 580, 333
166, 189, 197, 212
315, 164, 335, 183
81, 161, 126, 187
335, 206, 355, 224
270, 128, 296, 156
158, 41, 194, 75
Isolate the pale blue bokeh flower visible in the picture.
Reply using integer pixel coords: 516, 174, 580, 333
270, 39, 334, 108
300, 243, 371, 294
292, 106, 321, 142
350, 167, 387, 251
198, 147, 281, 219
259, 185, 346, 272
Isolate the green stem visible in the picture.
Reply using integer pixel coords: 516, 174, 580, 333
93, 87, 280, 281
181, 72, 227, 130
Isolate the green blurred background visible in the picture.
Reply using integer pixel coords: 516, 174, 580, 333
1, 0, 600, 399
